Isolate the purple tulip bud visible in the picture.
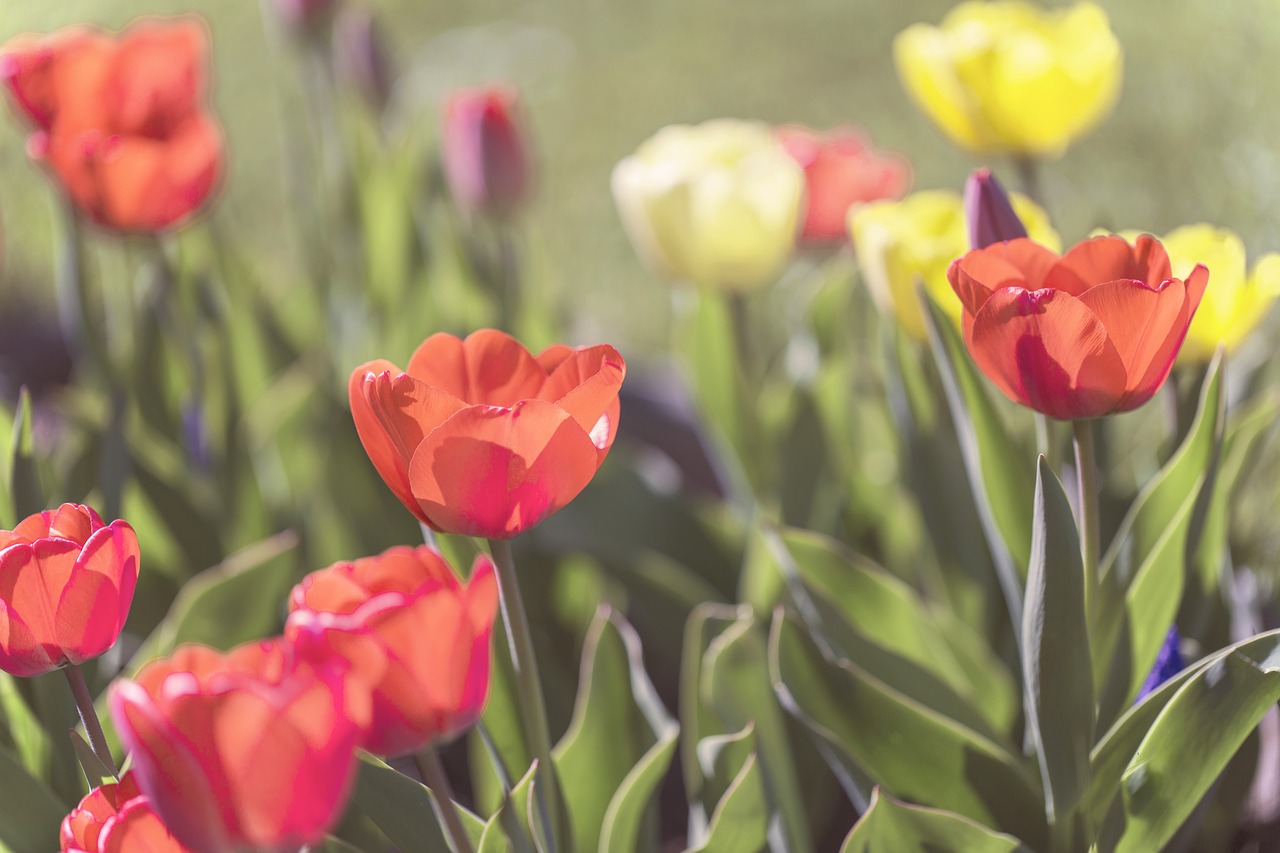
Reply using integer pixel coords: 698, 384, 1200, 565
276, 0, 340, 34
964, 167, 1027, 249
1136, 626, 1184, 703
442, 85, 533, 220
333, 7, 393, 113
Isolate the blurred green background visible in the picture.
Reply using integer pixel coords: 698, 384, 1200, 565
2, 0, 1279, 354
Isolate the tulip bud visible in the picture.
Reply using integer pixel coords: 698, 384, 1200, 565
332, 6, 393, 114
964, 168, 1027, 249
1136, 626, 1183, 702
275, 0, 340, 34
441, 85, 533, 220
60, 771, 193, 852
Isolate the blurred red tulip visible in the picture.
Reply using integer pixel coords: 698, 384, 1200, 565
442, 85, 533, 219
0, 504, 138, 677
108, 640, 368, 853
61, 770, 192, 853
286, 545, 499, 757
947, 235, 1208, 420
0, 18, 223, 232
350, 329, 625, 539
776, 125, 910, 244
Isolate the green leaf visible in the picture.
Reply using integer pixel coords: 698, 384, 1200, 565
841, 789, 1031, 853
921, 291, 1033, 617
349, 755, 484, 853
0, 674, 49, 780
687, 752, 768, 853
8, 388, 42, 523
1093, 358, 1224, 724
68, 729, 114, 789
475, 761, 538, 853
769, 608, 1047, 848
0, 741, 67, 853
1022, 457, 1093, 822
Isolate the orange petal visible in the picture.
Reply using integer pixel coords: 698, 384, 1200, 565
108, 19, 208, 138
948, 238, 1060, 315
1077, 278, 1188, 409
537, 344, 626, 447
1047, 235, 1173, 295
408, 399, 603, 538
407, 329, 545, 406
100, 798, 191, 853
968, 287, 1127, 420
0, 595, 58, 676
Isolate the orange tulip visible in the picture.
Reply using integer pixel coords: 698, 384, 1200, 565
776, 125, 910, 244
0, 18, 222, 232
286, 545, 498, 757
108, 640, 368, 853
61, 770, 192, 853
349, 329, 626, 538
0, 504, 139, 677
947, 235, 1208, 420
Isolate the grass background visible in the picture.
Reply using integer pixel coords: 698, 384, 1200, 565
1, 0, 1278, 353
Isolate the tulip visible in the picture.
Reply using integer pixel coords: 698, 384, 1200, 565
775, 125, 910, 244
350, 329, 625, 538
1136, 626, 1183, 703
0, 504, 139, 677
947, 235, 1208, 420
894, 1, 1122, 157
0, 19, 223, 232
275, 0, 341, 33
849, 189, 1058, 341
442, 85, 533, 219
333, 6, 393, 114
61, 770, 192, 853
964, 168, 1027, 249
612, 118, 806, 291
286, 545, 499, 757
109, 639, 368, 853
1102, 225, 1280, 365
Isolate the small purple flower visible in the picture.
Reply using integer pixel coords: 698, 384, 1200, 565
1136, 626, 1184, 702
964, 167, 1027, 249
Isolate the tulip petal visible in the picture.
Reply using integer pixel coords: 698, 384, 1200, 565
537, 344, 626, 452
407, 330, 546, 406
948, 237, 1061, 315
1046, 235, 1172, 296
408, 399, 602, 538
75, 520, 140, 627
55, 570, 119, 663
968, 287, 1127, 420
108, 20, 207, 138
0, 595, 58, 677
100, 798, 189, 853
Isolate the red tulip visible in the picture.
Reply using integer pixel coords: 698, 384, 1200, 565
61, 770, 192, 853
108, 640, 368, 853
349, 329, 626, 538
0, 504, 139, 677
286, 545, 498, 757
947, 235, 1208, 420
0, 18, 223, 232
776, 125, 910, 244
442, 85, 533, 219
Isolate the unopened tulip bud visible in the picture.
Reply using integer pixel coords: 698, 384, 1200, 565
964, 168, 1027, 249
333, 6, 393, 113
442, 85, 533, 220
276, 0, 340, 34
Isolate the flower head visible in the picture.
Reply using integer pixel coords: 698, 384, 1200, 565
286, 545, 498, 757
350, 329, 625, 539
0, 504, 139, 677
612, 118, 805, 291
442, 85, 533, 219
109, 639, 368, 853
947, 235, 1208, 419
894, 1, 1122, 157
0, 18, 223, 232
61, 771, 192, 853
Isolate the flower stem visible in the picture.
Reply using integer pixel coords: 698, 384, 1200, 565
62, 664, 118, 778
1072, 419, 1101, 620
414, 746, 475, 853
1012, 155, 1045, 208
488, 538, 559, 851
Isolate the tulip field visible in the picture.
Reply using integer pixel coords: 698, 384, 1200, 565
4, 1, 1280, 852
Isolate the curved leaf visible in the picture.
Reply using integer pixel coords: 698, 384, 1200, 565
841, 789, 1031, 853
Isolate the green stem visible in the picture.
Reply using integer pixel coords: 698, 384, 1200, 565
62, 664, 117, 778
488, 538, 558, 852
414, 746, 475, 853
1072, 419, 1101, 621
1012, 155, 1045, 208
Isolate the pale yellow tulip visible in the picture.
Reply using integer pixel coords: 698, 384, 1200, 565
894, 1, 1122, 157
611, 119, 805, 291
850, 189, 1059, 340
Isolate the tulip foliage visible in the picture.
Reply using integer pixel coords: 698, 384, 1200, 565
0, 3, 1279, 853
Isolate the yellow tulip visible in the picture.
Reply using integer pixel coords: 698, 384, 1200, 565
611, 119, 805, 292
850, 189, 1059, 340
1105, 225, 1280, 364
894, 1, 1122, 157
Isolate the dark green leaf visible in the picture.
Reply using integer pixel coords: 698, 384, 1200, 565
350, 755, 484, 853
0, 741, 67, 853
841, 789, 1031, 853
687, 752, 768, 853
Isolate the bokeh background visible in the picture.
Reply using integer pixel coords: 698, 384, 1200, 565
2, 0, 1279, 354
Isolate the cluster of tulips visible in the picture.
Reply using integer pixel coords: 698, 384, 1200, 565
1, 0, 1278, 851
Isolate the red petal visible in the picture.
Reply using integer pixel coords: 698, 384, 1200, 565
948, 238, 1061, 315
407, 330, 545, 406
100, 798, 191, 853
1077, 278, 1188, 410
1046, 235, 1173, 295
536, 344, 626, 452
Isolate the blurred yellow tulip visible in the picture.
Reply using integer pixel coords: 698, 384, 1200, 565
894, 1, 1122, 157
1105, 225, 1280, 364
611, 119, 805, 292
850, 189, 1059, 340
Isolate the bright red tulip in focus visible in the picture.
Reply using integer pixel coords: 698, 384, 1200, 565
61, 770, 193, 853
0, 18, 223, 232
108, 640, 368, 853
350, 329, 626, 539
0, 504, 139, 677
777, 125, 910, 244
442, 85, 533, 219
947, 235, 1208, 420
286, 545, 499, 758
